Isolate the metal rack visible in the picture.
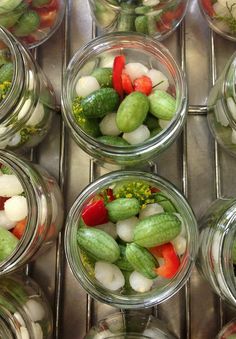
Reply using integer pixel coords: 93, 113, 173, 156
27, 0, 236, 338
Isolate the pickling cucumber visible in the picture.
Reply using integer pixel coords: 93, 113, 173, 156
116, 92, 149, 133
149, 90, 176, 120
77, 228, 120, 263
134, 213, 181, 247
97, 135, 129, 146
91, 68, 112, 88
13, 11, 40, 37
0, 0, 23, 14
106, 198, 140, 222
153, 192, 177, 213
126, 243, 157, 279
79, 88, 119, 118
115, 244, 133, 271
0, 63, 13, 83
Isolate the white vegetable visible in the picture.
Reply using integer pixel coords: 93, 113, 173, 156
95, 221, 117, 239
129, 271, 153, 293
99, 55, 115, 68
217, 0, 236, 8
0, 210, 16, 230
143, 0, 160, 6
32, 322, 43, 339
51, 192, 58, 223
20, 326, 30, 339
227, 97, 236, 120
124, 63, 148, 82
231, 129, 236, 144
40, 195, 47, 224
116, 216, 138, 242
0, 174, 24, 197
17, 99, 31, 121
159, 119, 171, 130
139, 203, 164, 220
75, 76, 100, 97
123, 125, 150, 145
0, 126, 10, 149
95, 261, 125, 291
171, 235, 187, 256
26, 103, 45, 126
8, 132, 21, 147
4, 196, 28, 222
212, 1, 229, 16
25, 299, 45, 322
147, 69, 169, 91
99, 113, 121, 136
14, 312, 25, 326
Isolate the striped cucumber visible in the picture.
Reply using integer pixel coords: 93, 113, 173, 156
153, 192, 177, 213
106, 198, 140, 222
77, 228, 120, 263
115, 245, 133, 271
126, 243, 157, 279
134, 213, 181, 247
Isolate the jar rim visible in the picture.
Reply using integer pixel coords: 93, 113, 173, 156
62, 32, 188, 165
65, 170, 198, 308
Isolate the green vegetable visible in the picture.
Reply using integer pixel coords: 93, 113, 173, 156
117, 13, 136, 31
113, 180, 155, 206
149, 90, 176, 120
153, 192, 177, 213
0, 11, 22, 28
77, 228, 120, 263
135, 15, 148, 33
91, 68, 113, 88
97, 135, 129, 146
116, 92, 149, 132
135, 6, 152, 14
0, 0, 23, 14
150, 127, 162, 138
1, 165, 13, 175
126, 243, 157, 279
134, 213, 181, 247
144, 114, 161, 131
0, 228, 19, 261
106, 198, 140, 222
32, 0, 51, 7
0, 63, 13, 83
0, 81, 12, 103
13, 11, 40, 37
115, 244, 133, 271
78, 88, 119, 118
232, 240, 236, 264
80, 250, 95, 277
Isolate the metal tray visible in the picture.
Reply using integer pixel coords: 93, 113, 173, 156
28, 0, 236, 338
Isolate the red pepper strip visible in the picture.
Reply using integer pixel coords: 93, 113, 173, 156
161, 3, 185, 23
82, 199, 108, 226
121, 72, 134, 94
112, 55, 125, 98
12, 219, 27, 240
201, 0, 215, 17
106, 188, 115, 202
150, 243, 180, 279
150, 187, 160, 194
0, 196, 9, 210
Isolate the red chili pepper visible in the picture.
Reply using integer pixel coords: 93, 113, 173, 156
150, 243, 180, 279
201, 0, 215, 17
112, 55, 125, 98
133, 76, 152, 96
121, 72, 134, 94
82, 199, 108, 226
106, 188, 115, 202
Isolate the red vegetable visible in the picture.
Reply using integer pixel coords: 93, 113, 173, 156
38, 9, 57, 28
82, 199, 108, 226
112, 55, 125, 98
12, 219, 27, 239
150, 187, 160, 193
161, 3, 185, 23
201, 0, 215, 17
150, 243, 180, 279
0, 196, 8, 210
121, 72, 134, 94
133, 76, 152, 95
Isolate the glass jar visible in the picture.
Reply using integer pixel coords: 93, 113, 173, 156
84, 311, 177, 338
0, 26, 57, 152
0, 150, 64, 275
197, 198, 236, 308
0, 273, 52, 338
65, 171, 198, 309
88, 0, 189, 40
198, 0, 236, 42
207, 52, 236, 157
216, 318, 236, 339
0, 0, 65, 48
62, 32, 187, 168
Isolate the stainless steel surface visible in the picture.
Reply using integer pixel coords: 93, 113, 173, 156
27, 0, 236, 338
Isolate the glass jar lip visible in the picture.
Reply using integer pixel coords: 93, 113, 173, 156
0, 151, 49, 274
65, 170, 198, 308
198, 0, 236, 42
26, 0, 66, 49
62, 32, 188, 159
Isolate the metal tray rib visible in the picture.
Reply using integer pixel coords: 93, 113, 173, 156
26, 0, 236, 338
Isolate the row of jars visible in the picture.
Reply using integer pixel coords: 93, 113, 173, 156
0, 0, 235, 47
